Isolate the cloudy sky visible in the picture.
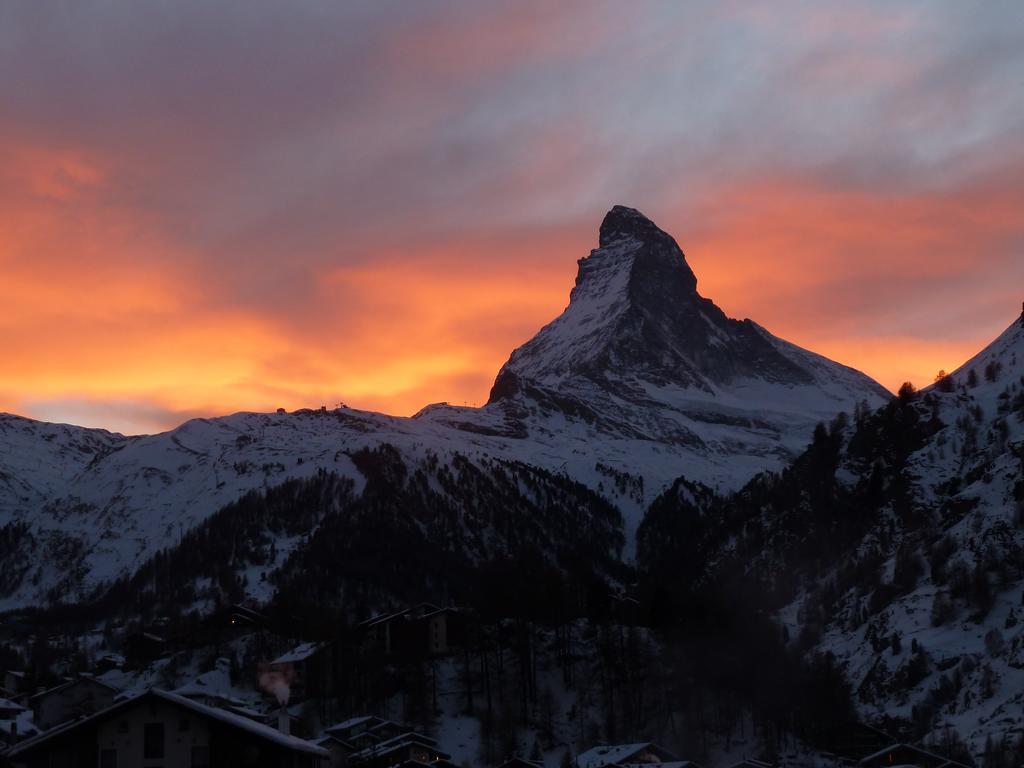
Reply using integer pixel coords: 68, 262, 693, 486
2, 1, 1022, 434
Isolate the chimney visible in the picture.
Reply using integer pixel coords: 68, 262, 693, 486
277, 707, 290, 737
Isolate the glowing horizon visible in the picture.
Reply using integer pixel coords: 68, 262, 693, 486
2, 2, 1022, 435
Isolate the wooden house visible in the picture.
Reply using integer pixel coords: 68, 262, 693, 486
858, 743, 970, 768
30, 675, 119, 731
6, 688, 328, 768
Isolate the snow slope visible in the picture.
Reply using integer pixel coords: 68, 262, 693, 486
802, 316, 1024, 759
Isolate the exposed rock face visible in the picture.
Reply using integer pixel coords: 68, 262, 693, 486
491, 206, 865, 399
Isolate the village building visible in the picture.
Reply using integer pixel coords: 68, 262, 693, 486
497, 757, 544, 768
324, 715, 405, 745
357, 604, 464, 659
30, 675, 119, 731
0, 696, 38, 748
123, 631, 168, 668
858, 743, 970, 768
313, 733, 356, 768
94, 654, 126, 674
316, 716, 418, 767
576, 743, 684, 768
347, 731, 450, 768
1, 671, 28, 703
5, 688, 329, 768
264, 641, 335, 704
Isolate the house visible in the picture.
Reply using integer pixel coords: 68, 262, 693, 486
577, 743, 682, 768
858, 743, 970, 768
2, 671, 28, 700
263, 641, 335, 704
123, 630, 168, 667
5, 688, 329, 767
358, 604, 464, 659
94, 654, 126, 673
30, 675, 119, 731
0, 696, 38, 748
319, 716, 413, 767
314, 733, 355, 768
348, 731, 451, 768
324, 715, 405, 744
497, 758, 544, 768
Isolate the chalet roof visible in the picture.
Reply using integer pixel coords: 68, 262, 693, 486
358, 603, 455, 629
498, 758, 545, 768
29, 674, 119, 702
577, 744, 680, 768
271, 640, 330, 665
7, 688, 329, 758
0, 697, 26, 712
327, 714, 379, 732
857, 743, 961, 767
350, 731, 449, 763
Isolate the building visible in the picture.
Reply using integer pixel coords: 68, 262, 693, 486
30, 675, 119, 731
5, 688, 329, 767
313, 734, 355, 768
1, 671, 28, 703
497, 758, 544, 768
858, 743, 970, 768
358, 604, 464, 659
324, 715, 405, 745
348, 731, 451, 768
316, 716, 413, 767
576, 744, 684, 768
264, 641, 335, 704
0, 696, 38, 748
123, 631, 168, 668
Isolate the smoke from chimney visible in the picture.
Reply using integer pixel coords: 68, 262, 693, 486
257, 665, 294, 707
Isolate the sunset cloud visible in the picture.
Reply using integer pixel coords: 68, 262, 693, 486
1, 1, 1022, 433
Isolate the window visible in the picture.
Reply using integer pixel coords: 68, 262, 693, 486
191, 745, 211, 768
143, 722, 165, 759
100, 749, 118, 768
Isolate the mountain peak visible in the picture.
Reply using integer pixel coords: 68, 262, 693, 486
490, 206, 884, 399
599, 205, 668, 248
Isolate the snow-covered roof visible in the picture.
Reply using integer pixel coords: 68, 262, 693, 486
856, 743, 964, 767
325, 714, 387, 735
577, 743, 670, 768
0, 696, 26, 712
271, 640, 329, 664
7, 688, 329, 758
30, 674, 119, 701
350, 731, 447, 762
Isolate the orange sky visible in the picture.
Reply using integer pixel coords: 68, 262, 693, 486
2, 3, 1022, 434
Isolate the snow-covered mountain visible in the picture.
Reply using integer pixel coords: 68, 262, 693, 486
821, 316, 1024, 756
637, 312, 1024, 760
0, 205, 888, 609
